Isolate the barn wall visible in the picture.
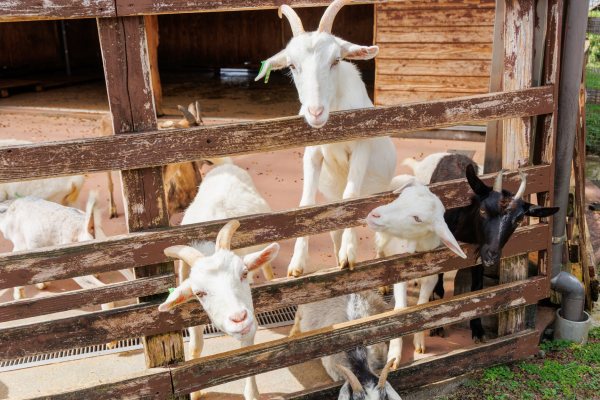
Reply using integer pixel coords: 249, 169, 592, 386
374, 0, 495, 106
0, 19, 102, 78
156, 4, 375, 71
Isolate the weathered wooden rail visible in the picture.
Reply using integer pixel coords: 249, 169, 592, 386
0, 0, 564, 399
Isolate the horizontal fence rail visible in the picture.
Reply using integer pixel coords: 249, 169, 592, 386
0, 87, 554, 184
0, 273, 175, 323
0, 166, 550, 289
1, 0, 508, 22
0, 224, 547, 362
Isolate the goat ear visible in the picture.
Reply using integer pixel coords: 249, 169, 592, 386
243, 243, 280, 271
158, 280, 196, 312
524, 205, 560, 218
255, 50, 287, 81
466, 164, 491, 197
392, 177, 422, 194
337, 38, 379, 60
434, 222, 467, 259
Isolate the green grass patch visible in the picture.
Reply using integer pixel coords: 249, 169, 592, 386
437, 326, 600, 400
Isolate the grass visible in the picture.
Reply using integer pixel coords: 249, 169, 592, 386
436, 326, 600, 400
588, 12, 600, 152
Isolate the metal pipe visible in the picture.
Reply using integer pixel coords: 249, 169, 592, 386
60, 20, 71, 76
550, 0, 588, 322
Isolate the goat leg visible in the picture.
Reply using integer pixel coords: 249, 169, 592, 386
106, 171, 118, 218
470, 265, 487, 343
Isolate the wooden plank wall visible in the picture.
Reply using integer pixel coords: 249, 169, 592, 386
374, 0, 495, 106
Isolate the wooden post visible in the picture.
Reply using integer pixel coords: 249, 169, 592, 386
97, 16, 188, 397
145, 15, 164, 117
498, 0, 536, 337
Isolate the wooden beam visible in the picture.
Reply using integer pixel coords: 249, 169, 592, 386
170, 277, 546, 396
280, 329, 539, 400
0, 167, 550, 290
498, 0, 536, 337
0, 273, 174, 323
97, 15, 187, 392
0, 86, 554, 184
0, 226, 547, 362
0, 0, 115, 22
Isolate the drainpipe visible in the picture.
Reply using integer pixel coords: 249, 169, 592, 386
550, 0, 588, 322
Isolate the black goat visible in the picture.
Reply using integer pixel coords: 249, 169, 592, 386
429, 155, 558, 343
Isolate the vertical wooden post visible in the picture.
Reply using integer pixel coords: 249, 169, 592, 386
97, 16, 188, 398
498, 0, 536, 337
145, 15, 164, 117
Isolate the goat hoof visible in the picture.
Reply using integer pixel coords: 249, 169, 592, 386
107, 341, 118, 349
437, 328, 445, 338
109, 212, 118, 219
473, 335, 487, 344
392, 361, 399, 370
379, 286, 389, 295
287, 268, 302, 277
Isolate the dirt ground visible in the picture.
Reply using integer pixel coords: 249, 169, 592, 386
0, 74, 485, 398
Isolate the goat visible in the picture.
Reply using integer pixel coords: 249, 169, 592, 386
99, 102, 205, 218
289, 290, 401, 399
402, 153, 483, 185
159, 220, 279, 400
366, 178, 466, 367
174, 161, 275, 399
0, 140, 84, 206
0, 193, 114, 305
257, 1, 397, 276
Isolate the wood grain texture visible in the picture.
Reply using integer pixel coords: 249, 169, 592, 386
377, 8, 496, 27
170, 277, 546, 395
498, 0, 536, 338
0, 273, 175, 323
11, 368, 172, 400
0, 0, 115, 22
375, 90, 482, 105
377, 0, 495, 10
377, 43, 493, 60
0, 225, 547, 362
377, 59, 491, 77
280, 330, 539, 400
376, 26, 494, 43
375, 75, 490, 93
0, 87, 554, 184
0, 167, 550, 290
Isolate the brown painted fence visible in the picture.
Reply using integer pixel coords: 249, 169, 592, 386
0, 0, 564, 399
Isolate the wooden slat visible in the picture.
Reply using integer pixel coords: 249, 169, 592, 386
377, 43, 493, 60
375, 91, 483, 105
0, 0, 115, 22
170, 276, 546, 395
587, 17, 600, 35
0, 86, 553, 184
377, 0, 495, 10
0, 224, 548, 362
0, 273, 175, 323
0, 167, 550, 290
376, 26, 494, 43
281, 329, 539, 400
375, 75, 490, 93
12, 368, 172, 400
377, 59, 491, 77
376, 8, 496, 27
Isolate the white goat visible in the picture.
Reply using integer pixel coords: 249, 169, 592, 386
159, 221, 279, 400
175, 160, 276, 400
366, 178, 466, 369
257, 1, 397, 276
402, 153, 483, 185
0, 193, 115, 307
0, 140, 84, 206
289, 291, 402, 399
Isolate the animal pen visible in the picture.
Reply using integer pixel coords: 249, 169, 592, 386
0, 0, 588, 398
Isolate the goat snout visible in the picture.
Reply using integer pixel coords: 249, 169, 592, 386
369, 211, 381, 219
229, 310, 247, 323
307, 106, 324, 118
483, 248, 500, 266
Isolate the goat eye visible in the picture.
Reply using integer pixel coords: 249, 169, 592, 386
413, 216, 421, 222
332, 59, 340, 66
288, 64, 295, 70
480, 209, 486, 214
195, 290, 205, 298
242, 271, 248, 280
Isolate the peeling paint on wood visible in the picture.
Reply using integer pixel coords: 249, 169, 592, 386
0, 0, 115, 22
0, 167, 550, 290
0, 87, 554, 184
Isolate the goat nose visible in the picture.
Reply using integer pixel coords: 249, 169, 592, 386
308, 106, 324, 118
229, 310, 247, 323
370, 211, 381, 219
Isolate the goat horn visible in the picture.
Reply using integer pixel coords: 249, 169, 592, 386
377, 358, 395, 389
279, 5, 305, 37
514, 169, 526, 200
164, 245, 205, 266
492, 168, 508, 192
178, 105, 197, 127
335, 364, 364, 393
195, 101, 203, 125
318, 0, 352, 34
215, 220, 241, 252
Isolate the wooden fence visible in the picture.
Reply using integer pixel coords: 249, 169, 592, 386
0, 0, 564, 398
